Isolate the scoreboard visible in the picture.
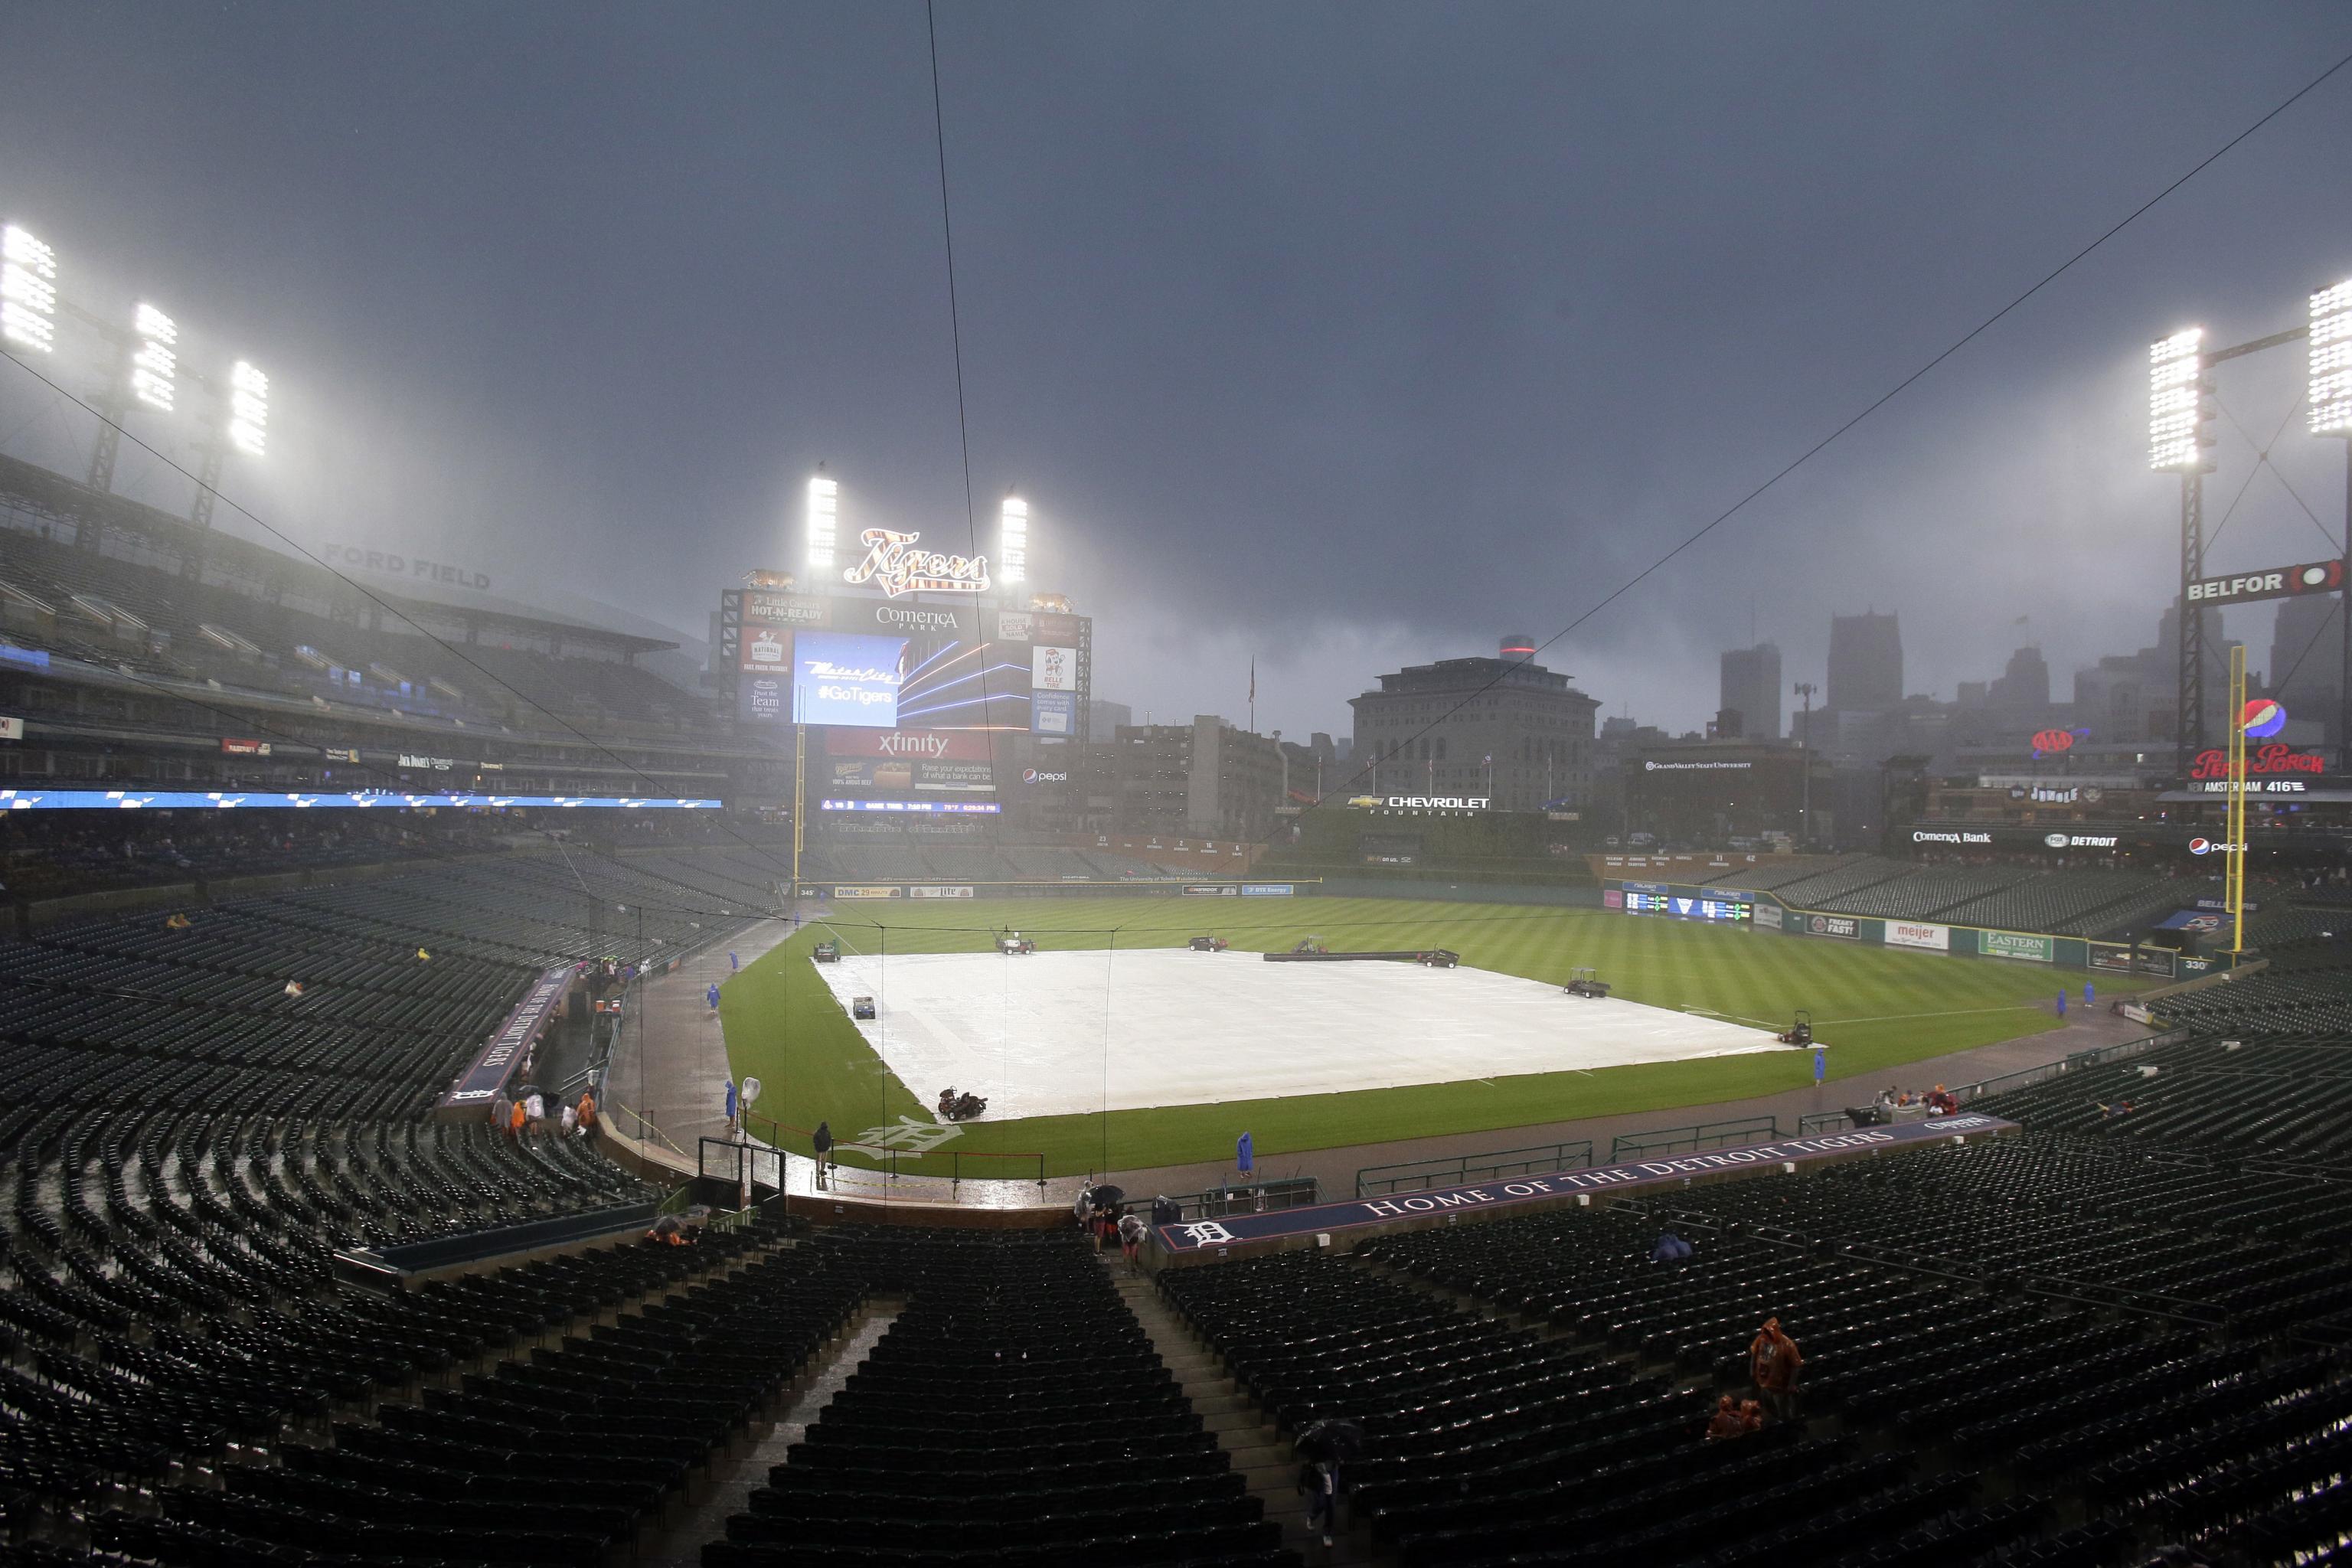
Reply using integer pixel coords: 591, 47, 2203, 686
1625, 891, 1753, 923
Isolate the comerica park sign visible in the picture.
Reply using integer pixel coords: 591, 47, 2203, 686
2184, 559, 2344, 608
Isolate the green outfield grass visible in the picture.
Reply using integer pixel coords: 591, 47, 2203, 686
716, 897, 2141, 1178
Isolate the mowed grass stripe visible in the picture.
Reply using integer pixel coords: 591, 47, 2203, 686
716, 897, 2137, 1178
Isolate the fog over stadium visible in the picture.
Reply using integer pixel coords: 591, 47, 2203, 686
4, 5, 2350, 742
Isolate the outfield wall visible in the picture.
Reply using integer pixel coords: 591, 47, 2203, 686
1603, 878, 2223, 981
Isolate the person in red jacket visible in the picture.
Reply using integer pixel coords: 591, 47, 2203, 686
1749, 1317, 1804, 1420
1705, 1394, 1746, 1441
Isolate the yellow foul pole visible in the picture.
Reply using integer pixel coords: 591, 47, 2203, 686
2226, 645, 2247, 956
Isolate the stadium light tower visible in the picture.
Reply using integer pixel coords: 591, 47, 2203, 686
1, 224, 58, 353
227, 360, 269, 456
998, 493, 1028, 586
2151, 327, 2217, 773
84, 302, 182, 498
130, 305, 178, 413
2314, 279, 2352, 770
805, 472, 838, 573
188, 359, 268, 545
2311, 281, 2352, 438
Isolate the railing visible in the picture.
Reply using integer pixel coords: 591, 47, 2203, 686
1357, 1140, 1595, 1198
949, 1150, 1046, 1189
1795, 1111, 1851, 1135
735, 1111, 1046, 1188
1160, 1178, 1319, 1221
1609, 1115, 1779, 1164
697, 1135, 782, 1197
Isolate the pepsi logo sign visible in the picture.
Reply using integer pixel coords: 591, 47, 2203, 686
2241, 699, 2287, 740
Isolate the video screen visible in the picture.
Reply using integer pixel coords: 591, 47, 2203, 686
792, 632, 908, 727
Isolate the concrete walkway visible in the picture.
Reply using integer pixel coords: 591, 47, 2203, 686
605, 916, 798, 1166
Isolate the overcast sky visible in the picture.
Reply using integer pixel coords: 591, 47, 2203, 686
4, 2, 2351, 741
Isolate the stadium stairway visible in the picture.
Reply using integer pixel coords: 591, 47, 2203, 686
643, 1301, 904, 1567
1105, 1252, 1390, 1566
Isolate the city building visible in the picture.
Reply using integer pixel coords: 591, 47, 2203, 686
1987, 645, 2051, 713
1105, 715, 1282, 841
1827, 612, 1903, 714
2269, 594, 2340, 749
1348, 639, 1600, 812
1622, 736, 1834, 848
1718, 642, 1782, 740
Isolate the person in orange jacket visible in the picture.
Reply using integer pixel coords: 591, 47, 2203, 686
1749, 1317, 1804, 1420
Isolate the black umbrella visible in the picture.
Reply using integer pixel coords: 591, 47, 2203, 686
1295, 1418, 1364, 1464
1091, 1184, 1125, 1208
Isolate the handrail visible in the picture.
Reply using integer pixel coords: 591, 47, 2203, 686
950, 1150, 1047, 1189
1157, 1178, 1320, 1221
737, 1109, 1047, 1185
1610, 1115, 1779, 1163
1357, 1139, 1595, 1197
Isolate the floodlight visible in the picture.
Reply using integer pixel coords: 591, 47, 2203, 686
227, 360, 269, 456
130, 303, 178, 413
1, 224, 58, 354
2311, 280, 2352, 437
2148, 328, 2213, 471
998, 495, 1028, 585
805, 474, 838, 570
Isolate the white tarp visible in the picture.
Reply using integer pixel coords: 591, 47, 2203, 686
809, 946, 1783, 1120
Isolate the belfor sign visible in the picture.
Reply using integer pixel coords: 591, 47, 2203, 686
2184, 559, 2344, 608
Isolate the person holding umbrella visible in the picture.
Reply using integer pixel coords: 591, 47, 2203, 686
1089, 1185, 1125, 1251
1295, 1418, 1361, 1548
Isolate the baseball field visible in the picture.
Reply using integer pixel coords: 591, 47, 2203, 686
714, 895, 2138, 1178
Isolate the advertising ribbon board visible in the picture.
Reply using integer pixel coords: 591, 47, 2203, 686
1803, 914, 1860, 940
909, 886, 975, 899
1240, 884, 1295, 896
439, 967, 571, 1107
1155, 1115, 2017, 1253
832, 885, 902, 900
1982, 931, 2053, 963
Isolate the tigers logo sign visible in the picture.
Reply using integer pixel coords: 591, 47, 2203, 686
841, 528, 990, 597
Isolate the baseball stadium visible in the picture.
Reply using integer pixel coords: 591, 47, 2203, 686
7, 11, 2352, 1568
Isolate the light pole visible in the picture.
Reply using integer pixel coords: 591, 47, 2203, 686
1792, 682, 1818, 849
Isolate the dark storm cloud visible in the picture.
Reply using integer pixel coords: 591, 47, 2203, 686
2, 2, 2349, 740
